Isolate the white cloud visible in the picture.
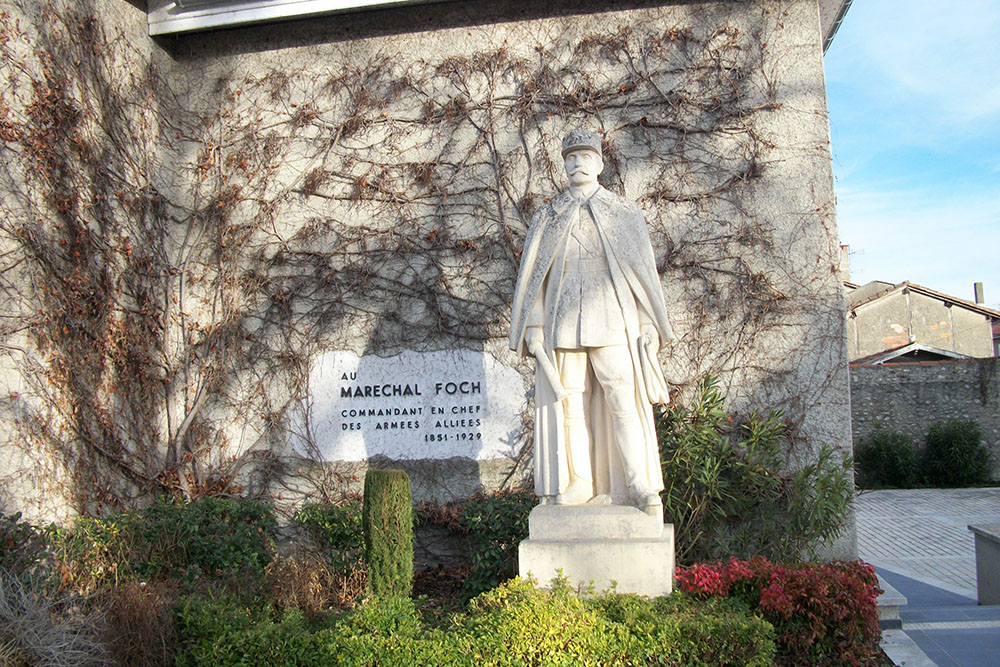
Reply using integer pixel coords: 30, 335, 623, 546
836, 0, 1000, 123
837, 184, 1000, 309
827, 0, 1000, 310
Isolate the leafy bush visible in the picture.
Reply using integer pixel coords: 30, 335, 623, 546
676, 557, 882, 666
0, 511, 47, 576
362, 469, 413, 599
587, 592, 775, 666
174, 578, 775, 666
49, 496, 276, 592
658, 376, 854, 564
175, 594, 464, 666
464, 578, 775, 666
175, 595, 320, 667
855, 428, 918, 488
458, 489, 535, 601
458, 576, 619, 664
294, 500, 364, 572
921, 419, 992, 487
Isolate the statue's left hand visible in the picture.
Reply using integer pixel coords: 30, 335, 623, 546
640, 323, 659, 349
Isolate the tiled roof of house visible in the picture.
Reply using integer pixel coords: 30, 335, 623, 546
847, 281, 1000, 320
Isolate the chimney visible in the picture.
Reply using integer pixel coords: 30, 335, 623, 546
974, 282, 984, 304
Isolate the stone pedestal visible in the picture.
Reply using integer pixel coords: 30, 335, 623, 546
518, 504, 674, 596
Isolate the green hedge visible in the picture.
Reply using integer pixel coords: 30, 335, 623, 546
295, 500, 364, 572
175, 578, 775, 666
458, 490, 535, 601
49, 497, 276, 592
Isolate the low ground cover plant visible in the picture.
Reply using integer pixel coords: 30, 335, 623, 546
676, 557, 882, 666
0, 570, 110, 666
0, 374, 883, 665
175, 577, 776, 666
2, 490, 883, 667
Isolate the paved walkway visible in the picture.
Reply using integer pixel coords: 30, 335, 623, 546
856, 488, 1000, 666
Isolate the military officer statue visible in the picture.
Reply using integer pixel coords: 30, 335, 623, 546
510, 130, 674, 515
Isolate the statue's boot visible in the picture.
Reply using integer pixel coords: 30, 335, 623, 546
605, 383, 662, 514
556, 413, 594, 505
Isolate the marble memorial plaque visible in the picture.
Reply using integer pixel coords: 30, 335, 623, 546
296, 349, 524, 461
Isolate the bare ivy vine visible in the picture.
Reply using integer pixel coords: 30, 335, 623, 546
0, 0, 846, 518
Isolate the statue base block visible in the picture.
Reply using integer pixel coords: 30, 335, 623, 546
518, 505, 674, 597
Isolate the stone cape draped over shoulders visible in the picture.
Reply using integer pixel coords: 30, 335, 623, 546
508, 185, 673, 502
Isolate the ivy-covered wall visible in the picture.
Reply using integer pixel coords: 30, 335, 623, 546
0, 0, 853, 555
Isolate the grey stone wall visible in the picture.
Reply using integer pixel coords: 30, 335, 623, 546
1, 0, 855, 557
851, 358, 1000, 478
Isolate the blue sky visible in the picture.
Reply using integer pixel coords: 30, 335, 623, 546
824, 0, 1000, 310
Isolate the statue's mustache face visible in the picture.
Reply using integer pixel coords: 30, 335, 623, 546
564, 150, 603, 183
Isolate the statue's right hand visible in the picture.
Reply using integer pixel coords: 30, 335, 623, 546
525, 326, 544, 351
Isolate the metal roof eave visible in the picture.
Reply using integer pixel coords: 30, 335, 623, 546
148, 0, 856, 39
852, 342, 973, 366
147, 0, 452, 35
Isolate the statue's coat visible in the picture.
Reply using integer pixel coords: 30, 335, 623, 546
509, 186, 673, 501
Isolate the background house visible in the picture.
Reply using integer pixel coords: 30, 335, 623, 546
846, 279, 1000, 478
846, 281, 1000, 365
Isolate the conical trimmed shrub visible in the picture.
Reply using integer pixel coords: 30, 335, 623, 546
362, 469, 413, 599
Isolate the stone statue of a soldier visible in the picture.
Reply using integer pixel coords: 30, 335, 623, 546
509, 130, 674, 514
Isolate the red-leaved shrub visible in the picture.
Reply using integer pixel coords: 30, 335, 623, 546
676, 557, 883, 666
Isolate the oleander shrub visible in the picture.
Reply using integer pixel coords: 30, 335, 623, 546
658, 376, 854, 564
362, 469, 413, 599
921, 419, 992, 487
174, 578, 776, 666
458, 489, 535, 601
855, 427, 919, 488
676, 557, 882, 666
49, 496, 276, 592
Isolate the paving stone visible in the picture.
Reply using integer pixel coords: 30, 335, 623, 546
858, 488, 1000, 666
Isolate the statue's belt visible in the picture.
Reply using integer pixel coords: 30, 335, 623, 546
562, 257, 609, 273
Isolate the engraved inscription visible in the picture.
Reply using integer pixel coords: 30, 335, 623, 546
296, 350, 523, 461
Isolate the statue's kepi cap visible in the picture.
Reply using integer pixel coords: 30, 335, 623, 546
561, 129, 603, 158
